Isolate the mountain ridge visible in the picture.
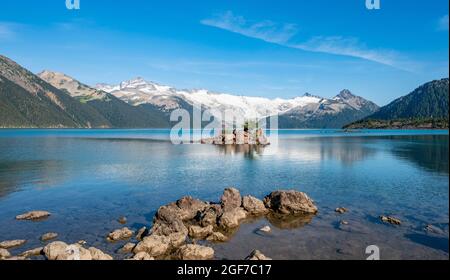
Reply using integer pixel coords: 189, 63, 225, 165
4, 54, 446, 130
344, 78, 449, 129
97, 77, 379, 128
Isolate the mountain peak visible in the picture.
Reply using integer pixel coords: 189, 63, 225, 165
38, 70, 73, 82
336, 89, 355, 99
302, 92, 323, 99
38, 70, 108, 101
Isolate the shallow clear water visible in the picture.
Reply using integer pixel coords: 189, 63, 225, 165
0, 129, 448, 260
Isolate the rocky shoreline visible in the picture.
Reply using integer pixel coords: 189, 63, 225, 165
0, 188, 410, 261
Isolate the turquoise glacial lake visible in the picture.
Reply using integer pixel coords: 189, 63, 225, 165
0, 129, 448, 259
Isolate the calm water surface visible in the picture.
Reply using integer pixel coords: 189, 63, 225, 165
0, 129, 448, 260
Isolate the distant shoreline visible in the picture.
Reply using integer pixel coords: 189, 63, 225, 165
0, 127, 449, 131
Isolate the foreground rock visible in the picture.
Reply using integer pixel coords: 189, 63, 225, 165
107, 227, 133, 241
19, 247, 44, 258
0, 248, 11, 260
128, 187, 316, 260
41, 232, 58, 242
219, 207, 247, 229
176, 244, 214, 260
88, 247, 113, 260
133, 235, 171, 257
221, 188, 242, 211
43, 241, 112, 260
119, 243, 136, 254
16, 211, 51, 221
380, 216, 401, 225
242, 196, 268, 215
264, 190, 318, 214
0, 240, 26, 249
206, 232, 228, 242
136, 227, 149, 241
188, 225, 214, 239
245, 250, 272, 260
130, 252, 154, 260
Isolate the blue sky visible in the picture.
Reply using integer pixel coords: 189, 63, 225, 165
0, 0, 448, 105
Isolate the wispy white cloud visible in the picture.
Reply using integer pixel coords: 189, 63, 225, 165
201, 11, 414, 71
293, 36, 407, 69
201, 11, 298, 45
437, 14, 449, 31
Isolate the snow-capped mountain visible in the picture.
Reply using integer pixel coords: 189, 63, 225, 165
97, 78, 323, 118
96, 77, 379, 128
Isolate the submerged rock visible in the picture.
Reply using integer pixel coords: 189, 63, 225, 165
335, 207, 348, 214
176, 244, 214, 260
242, 195, 268, 215
245, 250, 272, 260
264, 190, 318, 215
118, 217, 127, 225
41, 232, 58, 242
266, 212, 314, 230
425, 224, 445, 235
0, 239, 27, 249
16, 211, 51, 221
0, 248, 11, 260
380, 216, 401, 225
107, 227, 133, 242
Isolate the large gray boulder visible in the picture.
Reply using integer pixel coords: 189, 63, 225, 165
221, 188, 242, 211
264, 190, 318, 214
242, 195, 268, 215
219, 208, 247, 229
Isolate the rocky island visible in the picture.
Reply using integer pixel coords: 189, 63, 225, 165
202, 128, 270, 145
